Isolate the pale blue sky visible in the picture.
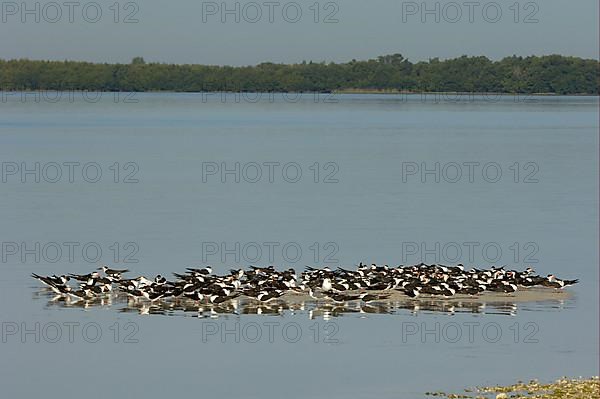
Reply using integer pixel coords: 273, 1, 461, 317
0, 0, 597, 64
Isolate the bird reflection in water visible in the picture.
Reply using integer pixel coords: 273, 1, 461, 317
35, 289, 571, 319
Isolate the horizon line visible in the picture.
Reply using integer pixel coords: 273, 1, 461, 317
2, 52, 599, 67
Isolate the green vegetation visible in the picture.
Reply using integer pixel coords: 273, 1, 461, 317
0, 54, 598, 94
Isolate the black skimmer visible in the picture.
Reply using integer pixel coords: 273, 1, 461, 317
542, 275, 579, 289
186, 266, 213, 275
359, 293, 390, 303
31, 273, 70, 293
329, 292, 361, 303
32, 263, 579, 308
98, 266, 129, 280
257, 290, 285, 302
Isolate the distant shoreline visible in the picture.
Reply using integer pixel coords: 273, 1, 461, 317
334, 88, 598, 96
1, 54, 598, 95
1, 89, 598, 97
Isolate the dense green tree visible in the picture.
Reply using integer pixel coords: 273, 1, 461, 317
131, 57, 146, 65
0, 54, 597, 94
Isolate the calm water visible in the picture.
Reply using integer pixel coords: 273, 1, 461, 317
0, 93, 598, 398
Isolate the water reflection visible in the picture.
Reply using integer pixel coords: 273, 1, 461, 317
35, 289, 573, 319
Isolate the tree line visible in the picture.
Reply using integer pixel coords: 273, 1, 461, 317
0, 54, 598, 94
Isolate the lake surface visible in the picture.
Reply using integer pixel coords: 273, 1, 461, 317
0, 93, 598, 398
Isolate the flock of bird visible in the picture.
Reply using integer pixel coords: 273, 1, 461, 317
32, 263, 578, 305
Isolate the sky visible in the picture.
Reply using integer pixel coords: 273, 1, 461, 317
0, 0, 598, 65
